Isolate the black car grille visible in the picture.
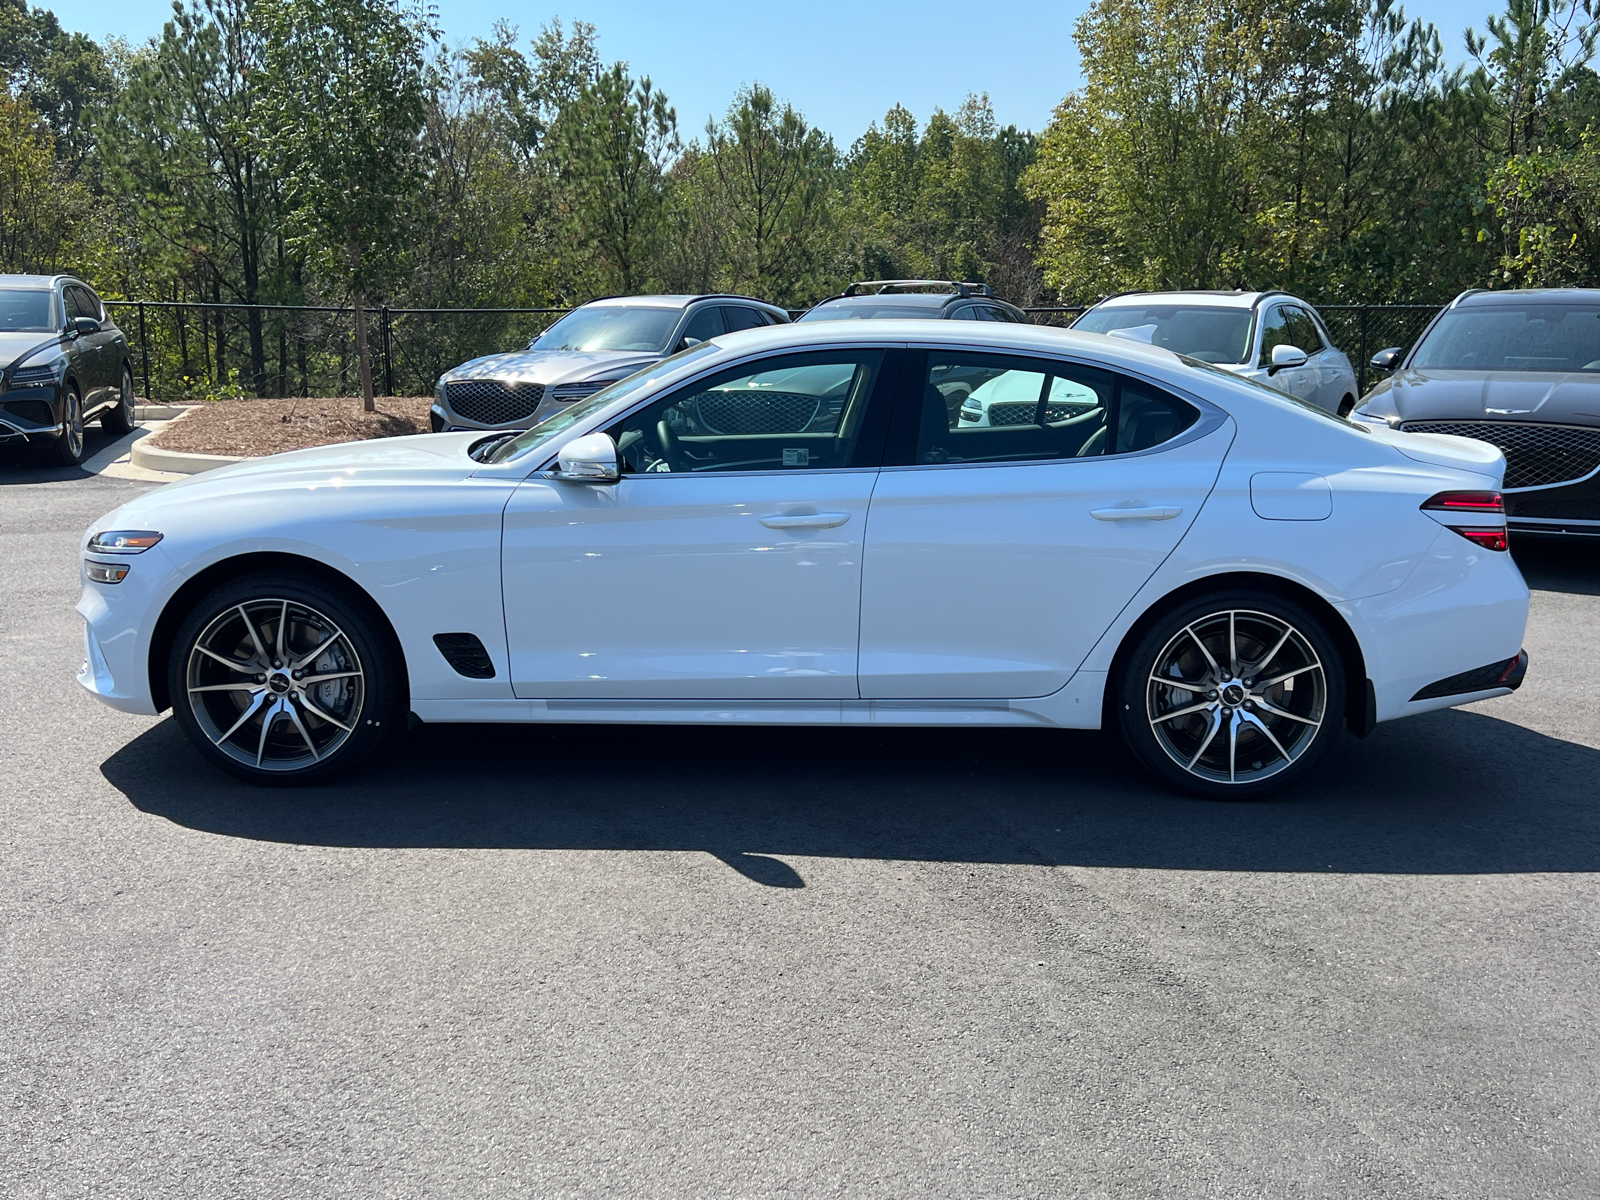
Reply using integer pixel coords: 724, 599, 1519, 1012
691, 390, 821, 434
2, 399, 54, 426
1399, 420, 1600, 489
443, 380, 546, 425
985, 401, 1089, 427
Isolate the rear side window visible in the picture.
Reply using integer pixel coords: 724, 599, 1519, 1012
721, 306, 766, 332
890, 351, 1199, 465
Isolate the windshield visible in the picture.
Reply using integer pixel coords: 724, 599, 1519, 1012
484, 342, 720, 464
1076, 305, 1254, 364
0, 289, 57, 333
530, 305, 679, 353
798, 303, 941, 322
1411, 304, 1600, 372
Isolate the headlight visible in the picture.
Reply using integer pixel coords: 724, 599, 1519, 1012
85, 561, 130, 584
87, 530, 163, 554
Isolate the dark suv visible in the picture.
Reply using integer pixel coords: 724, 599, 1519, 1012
0, 274, 135, 466
798, 280, 1029, 324
1353, 288, 1600, 538
433, 294, 790, 433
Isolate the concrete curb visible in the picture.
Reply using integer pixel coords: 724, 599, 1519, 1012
130, 439, 246, 475
134, 403, 197, 421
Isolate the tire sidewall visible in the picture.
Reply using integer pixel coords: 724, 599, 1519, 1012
102, 365, 135, 434
167, 572, 403, 785
1116, 589, 1348, 801
48, 385, 86, 466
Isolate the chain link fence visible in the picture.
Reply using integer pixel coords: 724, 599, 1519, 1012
105, 299, 1439, 402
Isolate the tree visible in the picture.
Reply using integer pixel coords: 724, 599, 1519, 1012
0, 89, 85, 272
552, 64, 678, 295
705, 84, 836, 305
254, 0, 432, 408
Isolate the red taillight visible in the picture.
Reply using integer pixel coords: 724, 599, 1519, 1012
1455, 527, 1509, 551
1421, 491, 1504, 515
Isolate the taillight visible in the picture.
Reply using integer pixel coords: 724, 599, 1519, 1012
1421, 491, 1504, 515
1421, 491, 1509, 551
1453, 527, 1509, 551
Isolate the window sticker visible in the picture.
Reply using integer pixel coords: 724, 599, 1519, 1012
782, 448, 810, 467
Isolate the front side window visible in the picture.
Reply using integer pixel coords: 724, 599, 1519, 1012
1411, 304, 1600, 372
1075, 304, 1254, 365
0, 288, 56, 332
1257, 306, 1295, 367
679, 305, 725, 345
608, 350, 886, 474
531, 305, 679, 353
1283, 306, 1324, 353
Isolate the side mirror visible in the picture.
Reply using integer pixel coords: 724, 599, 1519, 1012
553, 431, 620, 483
1369, 346, 1403, 371
675, 335, 703, 352
69, 316, 102, 336
1267, 343, 1309, 374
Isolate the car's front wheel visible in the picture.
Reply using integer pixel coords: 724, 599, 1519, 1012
167, 573, 403, 785
44, 384, 86, 466
1115, 590, 1346, 800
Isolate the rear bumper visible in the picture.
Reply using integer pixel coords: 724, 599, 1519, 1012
1410, 648, 1528, 701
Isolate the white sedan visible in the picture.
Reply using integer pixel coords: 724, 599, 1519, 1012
77, 323, 1530, 798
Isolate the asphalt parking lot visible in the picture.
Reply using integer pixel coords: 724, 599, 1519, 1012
3, 461, 1597, 1199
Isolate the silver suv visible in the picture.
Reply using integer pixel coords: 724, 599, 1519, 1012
433, 294, 790, 433
1073, 290, 1359, 415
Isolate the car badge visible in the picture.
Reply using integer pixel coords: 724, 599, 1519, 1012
1484, 408, 1532, 415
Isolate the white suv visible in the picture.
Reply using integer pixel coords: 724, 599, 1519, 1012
1070, 291, 1359, 415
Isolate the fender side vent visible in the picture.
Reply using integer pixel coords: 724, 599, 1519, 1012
433, 632, 496, 679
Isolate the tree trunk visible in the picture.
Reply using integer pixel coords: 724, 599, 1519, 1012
353, 289, 375, 411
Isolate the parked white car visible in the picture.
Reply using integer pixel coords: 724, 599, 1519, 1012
1074, 291, 1360, 415
78, 321, 1527, 798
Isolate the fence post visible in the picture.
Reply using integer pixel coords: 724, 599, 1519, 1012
381, 306, 393, 397
138, 302, 151, 402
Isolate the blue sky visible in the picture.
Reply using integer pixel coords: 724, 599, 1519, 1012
57, 0, 1492, 145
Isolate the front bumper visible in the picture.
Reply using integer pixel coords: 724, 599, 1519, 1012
1505, 470, 1600, 536
0, 388, 63, 441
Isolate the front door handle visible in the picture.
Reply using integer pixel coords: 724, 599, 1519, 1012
1090, 505, 1182, 522
760, 512, 850, 530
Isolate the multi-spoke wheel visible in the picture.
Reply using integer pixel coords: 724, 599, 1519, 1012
45, 384, 86, 466
102, 364, 137, 435
168, 574, 402, 784
1116, 591, 1347, 799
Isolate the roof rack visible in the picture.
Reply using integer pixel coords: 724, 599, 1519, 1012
1451, 288, 1489, 307
839, 279, 995, 299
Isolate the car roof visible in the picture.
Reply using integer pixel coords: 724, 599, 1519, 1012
0, 274, 71, 289
1453, 287, 1600, 307
1090, 290, 1280, 310
807, 293, 960, 311
582, 294, 785, 312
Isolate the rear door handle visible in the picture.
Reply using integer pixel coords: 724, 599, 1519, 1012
760, 512, 850, 530
1090, 505, 1182, 522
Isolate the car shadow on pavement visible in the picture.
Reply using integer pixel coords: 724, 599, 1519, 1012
1514, 537, 1600, 597
103, 706, 1600, 886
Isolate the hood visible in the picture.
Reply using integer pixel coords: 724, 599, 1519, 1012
1369, 369, 1600, 425
114, 432, 486, 524
440, 347, 660, 387
0, 330, 65, 371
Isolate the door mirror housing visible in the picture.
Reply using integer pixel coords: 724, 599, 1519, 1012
1267, 343, 1309, 374
675, 335, 703, 352
1369, 346, 1403, 371
69, 316, 102, 336
553, 431, 620, 483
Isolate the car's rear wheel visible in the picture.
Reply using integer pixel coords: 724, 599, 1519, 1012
167, 573, 403, 785
1115, 591, 1346, 800
44, 385, 86, 466
102, 364, 136, 435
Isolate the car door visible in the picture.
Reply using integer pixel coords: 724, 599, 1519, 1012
500, 347, 895, 699
63, 286, 111, 404
857, 349, 1232, 699
1256, 303, 1318, 403
1284, 304, 1339, 411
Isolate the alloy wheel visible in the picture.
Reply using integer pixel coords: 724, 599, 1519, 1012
64, 390, 84, 459
184, 598, 366, 772
1145, 608, 1327, 786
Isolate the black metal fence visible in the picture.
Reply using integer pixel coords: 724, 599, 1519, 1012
103, 299, 1440, 401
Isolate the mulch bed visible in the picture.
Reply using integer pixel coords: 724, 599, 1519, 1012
152, 395, 434, 458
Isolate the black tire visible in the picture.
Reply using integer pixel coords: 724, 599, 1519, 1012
167, 572, 405, 786
44, 384, 86, 466
101, 364, 136, 435
1115, 589, 1347, 800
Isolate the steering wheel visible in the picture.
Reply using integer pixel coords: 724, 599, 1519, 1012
655, 418, 681, 473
